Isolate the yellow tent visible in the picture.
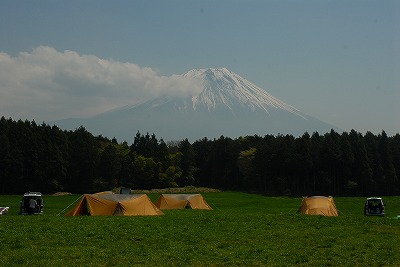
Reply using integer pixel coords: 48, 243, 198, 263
66, 192, 163, 216
154, 194, 212, 210
297, 196, 339, 216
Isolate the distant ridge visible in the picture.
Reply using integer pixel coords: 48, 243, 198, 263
52, 68, 340, 142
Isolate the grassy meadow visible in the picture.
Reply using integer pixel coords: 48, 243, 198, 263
1, 192, 400, 266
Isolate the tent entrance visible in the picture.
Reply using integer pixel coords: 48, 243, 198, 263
113, 203, 124, 216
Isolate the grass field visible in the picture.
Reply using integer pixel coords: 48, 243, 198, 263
1, 192, 399, 266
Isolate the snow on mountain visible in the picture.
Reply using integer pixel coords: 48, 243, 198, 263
52, 68, 340, 142
182, 68, 303, 117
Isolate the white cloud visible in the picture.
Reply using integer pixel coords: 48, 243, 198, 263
0, 46, 202, 121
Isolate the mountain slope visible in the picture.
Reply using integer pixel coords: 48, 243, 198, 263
53, 68, 339, 142
183, 68, 303, 116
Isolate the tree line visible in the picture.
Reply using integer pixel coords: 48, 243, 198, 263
0, 116, 399, 196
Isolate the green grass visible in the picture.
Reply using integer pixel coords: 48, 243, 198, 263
1, 192, 399, 266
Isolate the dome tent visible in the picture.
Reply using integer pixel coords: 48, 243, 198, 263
154, 194, 212, 210
297, 196, 339, 216
66, 191, 163, 216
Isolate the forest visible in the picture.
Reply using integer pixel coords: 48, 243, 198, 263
0, 116, 399, 196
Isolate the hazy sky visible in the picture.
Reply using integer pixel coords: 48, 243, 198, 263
1, 1, 399, 135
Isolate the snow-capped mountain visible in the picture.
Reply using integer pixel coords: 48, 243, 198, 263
182, 68, 302, 116
53, 68, 339, 142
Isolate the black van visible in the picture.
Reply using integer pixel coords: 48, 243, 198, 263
364, 197, 385, 216
20, 192, 44, 215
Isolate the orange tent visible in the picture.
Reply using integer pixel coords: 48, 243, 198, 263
154, 194, 212, 210
297, 196, 339, 216
66, 192, 163, 216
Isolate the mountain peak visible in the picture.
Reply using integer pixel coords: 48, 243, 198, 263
182, 68, 303, 116
183, 67, 231, 77
53, 67, 339, 142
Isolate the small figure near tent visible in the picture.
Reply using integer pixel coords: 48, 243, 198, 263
297, 196, 339, 216
29, 198, 37, 214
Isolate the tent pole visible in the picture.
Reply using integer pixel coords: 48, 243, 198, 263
56, 195, 83, 216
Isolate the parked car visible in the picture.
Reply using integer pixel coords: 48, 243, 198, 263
20, 192, 44, 215
364, 197, 385, 216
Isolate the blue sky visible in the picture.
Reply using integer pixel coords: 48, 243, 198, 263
1, 1, 399, 135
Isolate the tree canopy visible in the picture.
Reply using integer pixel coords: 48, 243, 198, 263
0, 117, 399, 196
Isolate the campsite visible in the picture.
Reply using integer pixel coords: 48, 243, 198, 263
1, 191, 400, 266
